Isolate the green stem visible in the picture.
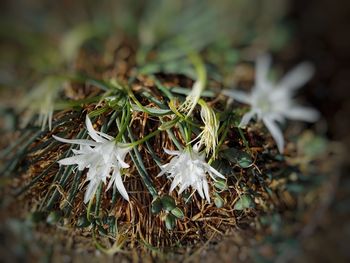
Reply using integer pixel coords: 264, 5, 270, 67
208, 121, 230, 165
87, 195, 94, 222
158, 116, 180, 131
115, 103, 131, 142
116, 119, 158, 198
94, 183, 103, 217
122, 129, 160, 148
128, 90, 153, 115
168, 99, 201, 128
62, 170, 83, 216
166, 129, 183, 150
153, 76, 173, 99
238, 127, 250, 152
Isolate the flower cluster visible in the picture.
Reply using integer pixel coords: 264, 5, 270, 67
53, 54, 319, 206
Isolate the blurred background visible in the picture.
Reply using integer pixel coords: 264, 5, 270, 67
0, 0, 349, 262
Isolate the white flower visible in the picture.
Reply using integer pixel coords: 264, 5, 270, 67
158, 144, 224, 203
223, 54, 320, 152
53, 116, 131, 203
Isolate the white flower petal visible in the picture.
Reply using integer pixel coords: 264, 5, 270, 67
101, 142, 115, 162
169, 175, 181, 192
85, 166, 99, 181
278, 62, 314, 91
115, 147, 131, 168
283, 106, 320, 122
178, 183, 188, 195
203, 183, 210, 204
163, 148, 180, 156
239, 111, 255, 127
100, 165, 112, 185
116, 145, 131, 156
223, 90, 251, 104
195, 180, 205, 200
58, 155, 86, 169
53, 135, 99, 147
85, 115, 108, 143
256, 54, 272, 89
95, 130, 114, 141
192, 142, 202, 153
118, 158, 130, 169
157, 165, 171, 177
205, 164, 225, 179
48, 109, 53, 131
266, 112, 285, 124
109, 169, 129, 201
202, 179, 210, 203
263, 117, 285, 153
72, 149, 82, 155
84, 179, 100, 203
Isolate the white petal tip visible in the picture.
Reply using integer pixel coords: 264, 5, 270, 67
52, 135, 62, 141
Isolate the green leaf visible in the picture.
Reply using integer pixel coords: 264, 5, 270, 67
234, 194, 255, 210
238, 156, 253, 168
46, 211, 62, 225
29, 211, 47, 223
214, 194, 225, 208
98, 225, 108, 236
158, 117, 179, 130
86, 78, 114, 91
221, 148, 253, 168
106, 95, 127, 109
88, 107, 109, 118
130, 103, 172, 116
76, 215, 91, 228
151, 197, 163, 214
106, 216, 117, 237
214, 179, 228, 191
165, 214, 176, 230
169, 86, 215, 98
211, 159, 233, 175
161, 195, 176, 211
171, 207, 184, 219
182, 191, 192, 203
